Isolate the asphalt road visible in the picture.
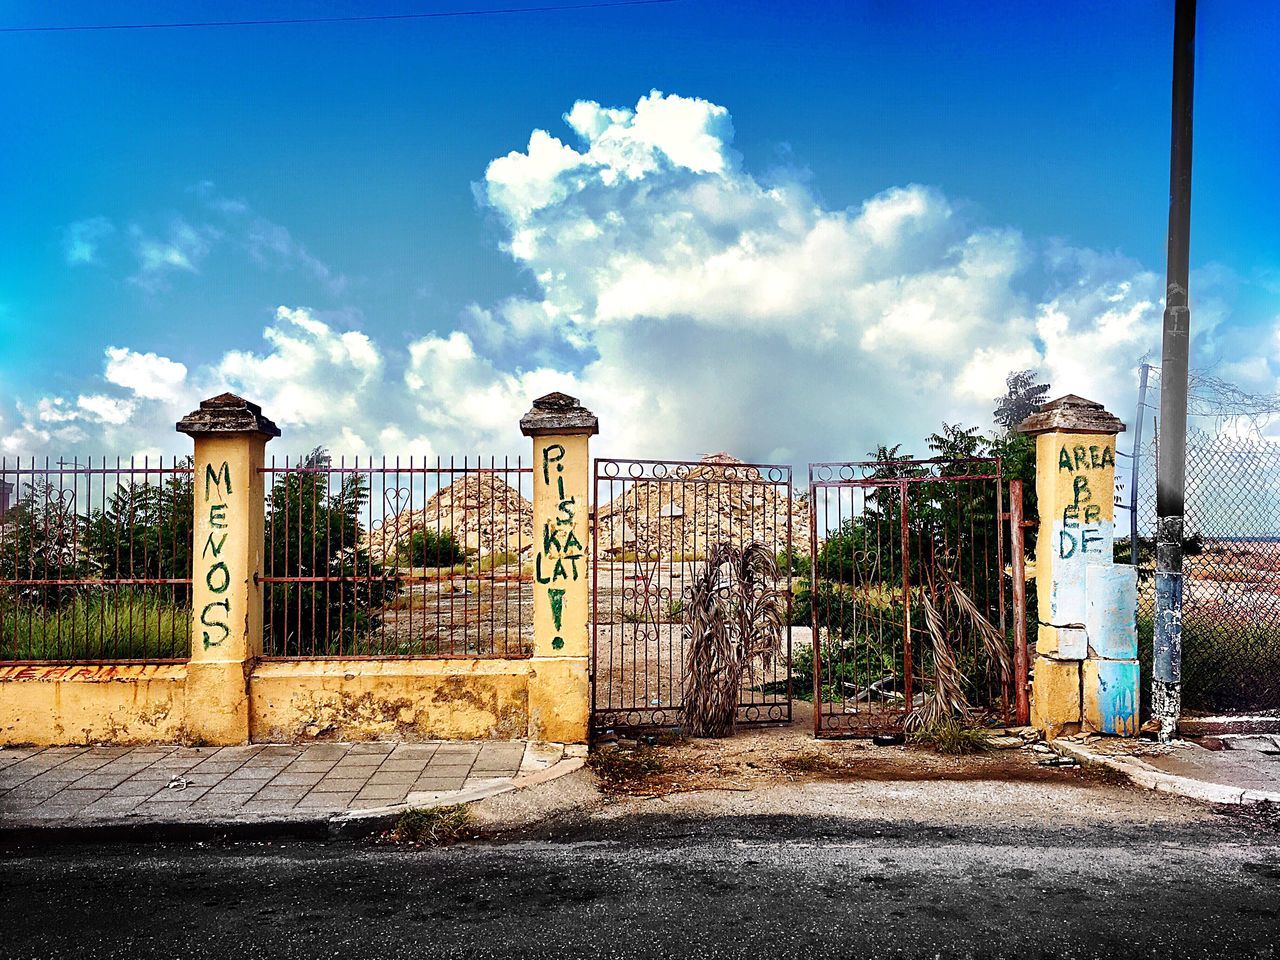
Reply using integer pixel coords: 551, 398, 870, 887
3, 807, 1279, 960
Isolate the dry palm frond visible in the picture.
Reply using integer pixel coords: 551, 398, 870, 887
682, 544, 740, 738
682, 542, 787, 738
904, 587, 971, 732
945, 571, 1014, 693
731, 543, 786, 683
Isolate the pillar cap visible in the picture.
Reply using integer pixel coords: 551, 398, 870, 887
1016, 394, 1125, 436
520, 392, 598, 438
177, 393, 281, 439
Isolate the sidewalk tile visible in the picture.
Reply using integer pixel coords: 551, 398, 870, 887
355, 784, 409, 802
254, 786, 311, 801
143, 786, 209, 803
313, 778, 369, 793
376, 759, 430, 773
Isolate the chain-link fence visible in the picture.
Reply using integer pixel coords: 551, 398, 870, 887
1124, 366, 1280, 713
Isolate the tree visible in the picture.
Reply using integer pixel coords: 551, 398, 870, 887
263, 447, 395, 655
993, 369, 1050, 433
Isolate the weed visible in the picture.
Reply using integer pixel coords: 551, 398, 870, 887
475, 551, 520, 572
666, 599, 686, 621
906, 718, 992, 755
587, 746, 664, 791
382, 804, 473, 845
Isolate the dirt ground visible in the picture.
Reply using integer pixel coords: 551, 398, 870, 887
589, 700, 1108, 797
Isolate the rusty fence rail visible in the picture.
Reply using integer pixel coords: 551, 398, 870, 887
591, 457, 794, 730
808, 458, 1012, 736
0, 457, 194, 663
258, 455, 534, 659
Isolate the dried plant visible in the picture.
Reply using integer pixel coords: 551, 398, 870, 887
682, 542, 787, 737
905, 565, 1013, 732
946, 570, 1014, 693
905, 587, 972, 732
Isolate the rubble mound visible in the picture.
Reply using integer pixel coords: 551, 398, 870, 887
367, 473, 534, 561
595, 453, 810, 557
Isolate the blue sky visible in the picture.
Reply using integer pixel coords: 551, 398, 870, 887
0, 0, 1276, 462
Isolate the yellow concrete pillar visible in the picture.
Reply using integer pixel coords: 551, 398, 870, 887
177, 394, 280, 745
520, 392, 597, 744
1018, 395, 1126, 738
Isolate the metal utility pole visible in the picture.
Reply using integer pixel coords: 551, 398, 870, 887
1153, 0, 1196, 741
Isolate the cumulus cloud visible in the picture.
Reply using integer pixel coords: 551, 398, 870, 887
104, 347, 188, 401
7, 91, 1244, 466
468, 90, 1168, 458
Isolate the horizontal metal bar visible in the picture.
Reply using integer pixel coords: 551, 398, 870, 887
810, 474, 1001, 487
0, 659, 189, 667
258, 466, 531, 475
810, 457, 999, 468
257, 653, 534, 663
595, 457, 790, 471
257, 574, 528, 584
0, 467, 193, 476
0, 578, 193, 587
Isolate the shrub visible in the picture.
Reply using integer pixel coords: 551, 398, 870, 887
775, 548, 810, 579
397, 528, 465, 568
474, 550, 518, 572
906, 718, 991, 755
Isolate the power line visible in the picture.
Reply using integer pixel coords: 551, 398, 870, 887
0, 0, 676, 34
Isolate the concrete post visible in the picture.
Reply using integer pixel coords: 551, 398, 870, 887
177, 393, 280, 745
520, 392, 597, 744
1018, 396, 1137, 738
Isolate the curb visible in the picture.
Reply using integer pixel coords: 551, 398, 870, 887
0, 755, 587, 846
1050, 740, 1280, 806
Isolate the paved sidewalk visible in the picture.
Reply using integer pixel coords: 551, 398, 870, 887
1052, 734, 1280, 804
0, 740, 533, 829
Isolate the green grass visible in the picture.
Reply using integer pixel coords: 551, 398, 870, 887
381, 804, 473, 845
905, 719, 992, 755
1137, 609, 1280, 714
0, 589, 191, 660
474, 551, 520, 572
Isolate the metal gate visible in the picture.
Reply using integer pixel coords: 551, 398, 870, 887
808, 459, 1018, 737
591, 456, 794, 731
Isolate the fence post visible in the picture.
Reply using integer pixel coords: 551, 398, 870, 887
1009, 479, 1031, 726
520, 392, 597, 744
177, 393, 280, 745
1017, 396, 1136, 738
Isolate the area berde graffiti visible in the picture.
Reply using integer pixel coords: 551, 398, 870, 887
1057, 441, 1112, 560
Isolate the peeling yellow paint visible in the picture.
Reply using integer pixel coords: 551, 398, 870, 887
247, 659, 532, 742
0, 664, 188, 746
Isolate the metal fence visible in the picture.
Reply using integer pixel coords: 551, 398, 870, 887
809, 459, 1013, 736
1126, 367, 1280, 712
0, 457, 194, 662
259, 455, 534, 658
591, 457, 795, 730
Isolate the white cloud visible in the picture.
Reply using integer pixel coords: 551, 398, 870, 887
62, 217, 114, 265
128, 218, 219, 291
7, 92, 1241, 467
76, 394, 135, 425
104, 347, 188, 401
